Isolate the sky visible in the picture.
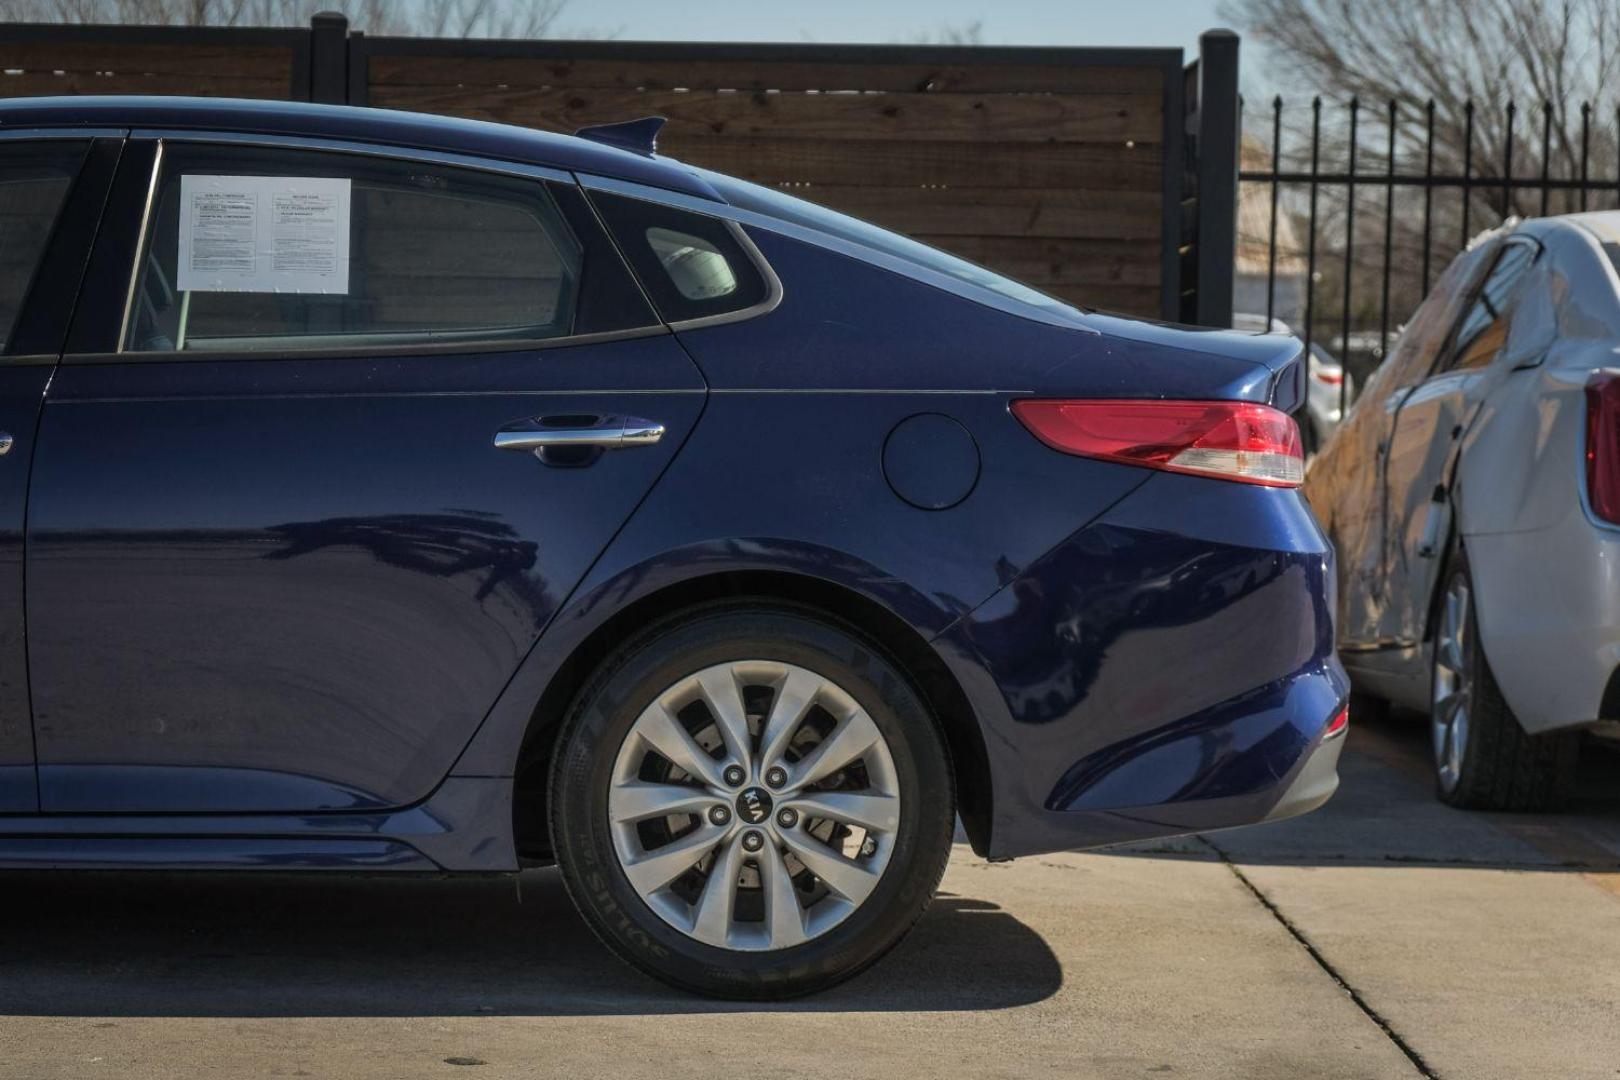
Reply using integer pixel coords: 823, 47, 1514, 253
552, 0, 1273, 86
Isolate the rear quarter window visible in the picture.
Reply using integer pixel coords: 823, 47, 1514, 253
589, 191, 772, 325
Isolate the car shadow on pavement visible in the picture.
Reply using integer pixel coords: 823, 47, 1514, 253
0, 871, 1062, 1017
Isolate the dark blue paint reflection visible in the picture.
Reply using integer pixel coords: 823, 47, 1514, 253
264, 511, 542, 607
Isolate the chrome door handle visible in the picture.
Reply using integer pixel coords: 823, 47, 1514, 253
494, 417, 664, 452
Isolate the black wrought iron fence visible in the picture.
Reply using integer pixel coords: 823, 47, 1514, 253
1239, 94, 1620, 407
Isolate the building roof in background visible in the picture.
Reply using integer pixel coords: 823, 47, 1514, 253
1237, 134, 1305, 278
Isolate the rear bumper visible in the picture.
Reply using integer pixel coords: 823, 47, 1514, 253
937, 471, 1348, 859
1263, 724, 1344, 823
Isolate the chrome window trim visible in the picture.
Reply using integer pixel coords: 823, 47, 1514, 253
66, 323, 671, 366
117, 138, 164, 354
0, 127, 128, 141
577, 172, 1098, 333
112, 132, 661, 360
128, 128, 574, 184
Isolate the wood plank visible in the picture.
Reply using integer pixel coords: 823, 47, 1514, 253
369, 85, 1163, 143
910, 235, 1162, 286
0, 43, 292, 79
663, 135, 1161, 190
367, 54, 1166, 95
0, 71, 290, 98
789, 185, 1160, 239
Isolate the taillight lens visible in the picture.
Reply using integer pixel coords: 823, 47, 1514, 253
1323, 704, 1349, 739
1011, 399, 1305, 488
1586, 373, 1620, 525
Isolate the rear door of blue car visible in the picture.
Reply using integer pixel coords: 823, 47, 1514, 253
0, 131, 122, 813
24, 132, 705, 814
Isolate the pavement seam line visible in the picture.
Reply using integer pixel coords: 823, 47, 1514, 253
1198, 835, 1440, 1080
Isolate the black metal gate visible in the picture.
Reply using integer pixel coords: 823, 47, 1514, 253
1241, 94, 1620, 395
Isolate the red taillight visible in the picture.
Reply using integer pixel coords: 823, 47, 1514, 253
1323, 705, 1349, 739
1586, 373, 1620, 525
1011, 399, 1305, 488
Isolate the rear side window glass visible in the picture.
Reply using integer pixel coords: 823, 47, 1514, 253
127, 144, 593, 354
0, 141, 84, 352
1445, 239, 1539, 372
590, 192, 769, 324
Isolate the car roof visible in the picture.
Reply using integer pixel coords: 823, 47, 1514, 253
1524, 210, 1620, 246
0, 96, 720, 200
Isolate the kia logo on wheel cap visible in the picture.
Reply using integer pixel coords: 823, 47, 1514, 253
736, 786, 773, 825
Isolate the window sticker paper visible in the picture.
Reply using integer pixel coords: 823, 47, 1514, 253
178, 175, 351, 294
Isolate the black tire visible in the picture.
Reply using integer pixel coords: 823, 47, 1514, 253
1431, 552, 1578, 811
549, 603, 954, 999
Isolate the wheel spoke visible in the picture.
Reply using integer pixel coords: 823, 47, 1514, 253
636, 702, 725, 789
1440, 634, 1466, 674
695, 668, 753, 771
781, 829, 881, 905
787, 790, 899, 834
791, 709, 881, 789
758, 668, 822, 771
621, 821, 726, 895
689, 832, 745, 946
1450, 708, 1469, 775
758, 841, 809, 949
609, 781, 717, 825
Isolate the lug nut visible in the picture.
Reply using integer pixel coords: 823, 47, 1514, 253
723, 764, 746, 787
740, 830, 765, 853
708, 805, 731, 826
776, 807, 798, 829
764, 766, 788, 788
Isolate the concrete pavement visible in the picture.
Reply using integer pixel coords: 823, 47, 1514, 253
0, 713, 1615, 1078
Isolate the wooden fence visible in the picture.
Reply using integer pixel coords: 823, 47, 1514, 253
0, 15, 1241, 324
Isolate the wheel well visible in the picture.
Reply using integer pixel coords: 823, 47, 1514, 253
511, 570, 994, 863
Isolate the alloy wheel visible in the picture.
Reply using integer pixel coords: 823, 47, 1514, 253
607, 660, 901, 951
1431, 575, 1473, 793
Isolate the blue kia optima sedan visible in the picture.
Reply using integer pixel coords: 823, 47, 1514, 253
0, 97, 1346, 998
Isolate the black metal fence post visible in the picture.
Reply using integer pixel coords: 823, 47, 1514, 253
309, 11, 348, 105
1193, 29, 1240, 327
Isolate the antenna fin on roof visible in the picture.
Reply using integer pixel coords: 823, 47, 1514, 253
573, 116, 667, 157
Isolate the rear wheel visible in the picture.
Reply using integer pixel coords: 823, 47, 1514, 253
550, 605, 953, 999
1430, 555, 1577, 810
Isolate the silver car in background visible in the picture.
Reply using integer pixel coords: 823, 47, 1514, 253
1306, 213, 1620, 809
